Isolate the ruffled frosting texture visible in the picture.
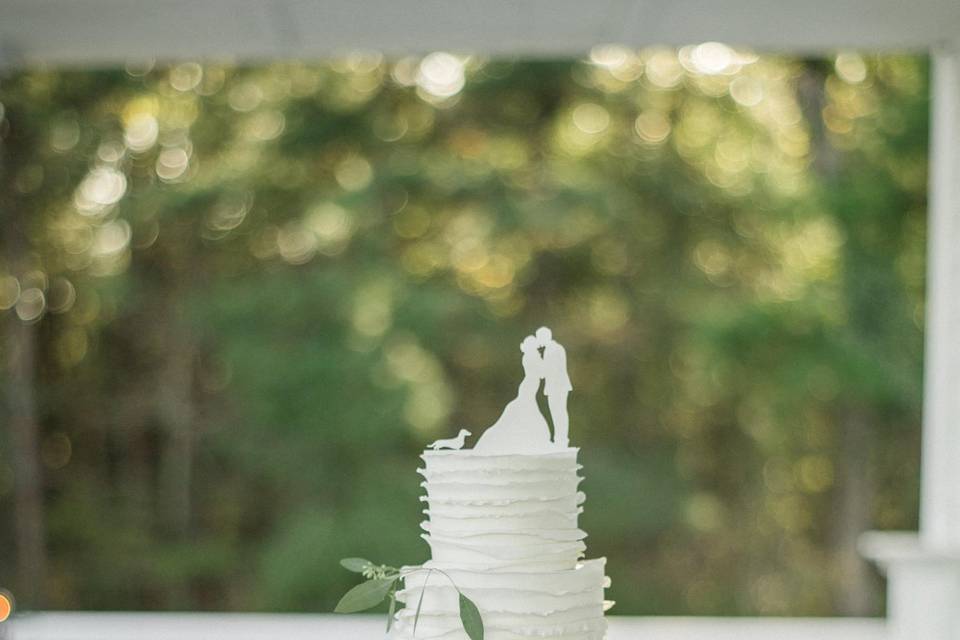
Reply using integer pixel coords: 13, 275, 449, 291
390, 449, 611, 639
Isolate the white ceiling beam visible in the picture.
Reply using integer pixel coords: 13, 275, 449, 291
2, 0, 960, 68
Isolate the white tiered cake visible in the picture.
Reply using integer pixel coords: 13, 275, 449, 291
390, 328, 612, 640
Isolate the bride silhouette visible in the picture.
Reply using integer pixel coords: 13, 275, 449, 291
474, 336, 553, 453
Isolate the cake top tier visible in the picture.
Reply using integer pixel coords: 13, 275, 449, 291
419, 439, 586, 572
421, 448, 580, 474
427, 326, 574, 455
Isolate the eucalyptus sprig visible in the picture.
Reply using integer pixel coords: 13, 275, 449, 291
335, 557, 484, 640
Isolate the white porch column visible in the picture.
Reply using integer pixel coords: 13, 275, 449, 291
861, 42, 960, 640
921, 42, 960, 552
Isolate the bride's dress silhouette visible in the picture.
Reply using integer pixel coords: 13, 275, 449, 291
474, 337, 553, 453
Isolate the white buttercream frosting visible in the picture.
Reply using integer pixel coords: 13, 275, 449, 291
390, 449, 611, 640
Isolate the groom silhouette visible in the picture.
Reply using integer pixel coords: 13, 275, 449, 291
536, 327, 572, 448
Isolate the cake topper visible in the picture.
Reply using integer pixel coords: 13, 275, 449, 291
472, 326, 572, 453
428, 428, 471, 450
537, 326, 572, 448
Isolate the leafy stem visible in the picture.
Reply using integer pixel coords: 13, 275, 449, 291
335, 557, 484, 640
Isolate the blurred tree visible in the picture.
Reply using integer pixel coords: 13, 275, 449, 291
1, 124, 46, 608
1, 70, 134, 605
0, 49, 927, 615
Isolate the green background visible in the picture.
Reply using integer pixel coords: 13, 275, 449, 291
0, 50, 927, 616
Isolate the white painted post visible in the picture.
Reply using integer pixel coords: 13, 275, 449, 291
861, 41, 960, 640
921, 42, 960, 552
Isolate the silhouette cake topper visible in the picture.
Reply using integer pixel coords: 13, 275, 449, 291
427, 428, 471, 450
471, 326, 573, 454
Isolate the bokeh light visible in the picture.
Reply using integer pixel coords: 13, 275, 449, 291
15, 288, 45, 323
416, 52, 466, 99
0, 591, 12, 622
74, 167, 127, 216
0, 276, 20, 310
835, 53, 868, 84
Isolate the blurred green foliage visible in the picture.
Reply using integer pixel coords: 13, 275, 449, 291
0, 48, 927, 616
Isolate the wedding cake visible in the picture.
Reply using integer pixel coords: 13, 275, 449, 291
390, 328, 612, 640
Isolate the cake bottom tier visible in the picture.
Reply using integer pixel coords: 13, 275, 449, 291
389, 558, 611, 640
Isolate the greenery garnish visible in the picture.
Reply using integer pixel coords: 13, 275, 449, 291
458, 592, 484, 640
335, 557, 484, 639
411, 569, 431, 636
334, 576, 397, 614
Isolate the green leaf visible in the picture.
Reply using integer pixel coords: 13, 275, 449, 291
334, 577, 396, 613
459, 592, 484, 640
386, 592, 397, 632
340, 557, 374, 573
412, 569, 433, 636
